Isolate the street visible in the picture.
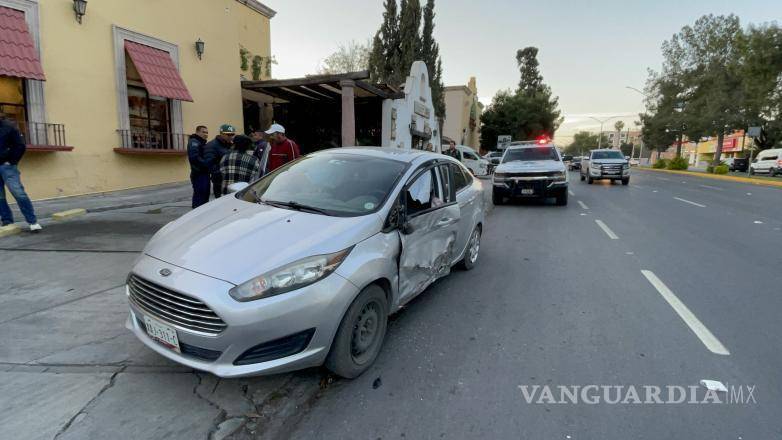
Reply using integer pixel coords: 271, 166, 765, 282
1, 170, 780, 439
288, 169, 782, 439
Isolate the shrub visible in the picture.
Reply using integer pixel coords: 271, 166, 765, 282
667, 156, 689, 170
714, 164, 729, 174
706, 165, 714, 173
652, 159, 668, 169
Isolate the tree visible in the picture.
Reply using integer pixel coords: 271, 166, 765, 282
740, 23, 782, 149
516, 47, 543, 96
368, 0, 447, 118
318, 40, 371, 74
481, 48, 562, 148
565, 131, 607, 155
614, 121, 625, 132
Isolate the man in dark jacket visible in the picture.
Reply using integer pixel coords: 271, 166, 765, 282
187, 125, 210, 208
204, 124, 235, 198
0, 113, 41, 231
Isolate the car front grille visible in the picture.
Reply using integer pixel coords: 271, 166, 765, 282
601, 164, 623, 173
506, 171, 561, 178
128, 274, 227, 335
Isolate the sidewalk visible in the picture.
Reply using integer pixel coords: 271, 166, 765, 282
637, 167, 782, 188
4, 181, 193, 221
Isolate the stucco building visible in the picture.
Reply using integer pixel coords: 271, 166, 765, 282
442, 77, 482, 149
0, 0, 273, 200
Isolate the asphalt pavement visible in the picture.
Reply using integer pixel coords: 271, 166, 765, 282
288, 169, 781, 439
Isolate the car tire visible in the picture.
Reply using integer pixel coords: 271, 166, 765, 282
325, 284, 388, 379
492, 189, 504, 205
770, 168, 777, 177
555, 188, 568, 206
458, 225, 481, 270
622, 177, 630, 185
587, 175, 594, 184
580, 173, 585, 181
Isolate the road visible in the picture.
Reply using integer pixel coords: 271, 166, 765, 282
287, 170, 782, 439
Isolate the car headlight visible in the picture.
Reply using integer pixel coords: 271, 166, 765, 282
623, 163, 630, 169
590, 163, 600, 169
552, 171, 566, 181
229, 248, 352, 302
493, 172, 508, 181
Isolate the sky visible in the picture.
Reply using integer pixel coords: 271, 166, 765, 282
264, 0, 781, 144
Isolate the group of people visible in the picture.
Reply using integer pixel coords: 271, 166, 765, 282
187, 122, 300, 208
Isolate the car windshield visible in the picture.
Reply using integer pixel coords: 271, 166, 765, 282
502, 146, 559, 163
591, 151, 625, 160
240, 152, 407, 217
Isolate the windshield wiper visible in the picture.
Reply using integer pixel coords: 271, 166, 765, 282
261, 199, 331, 215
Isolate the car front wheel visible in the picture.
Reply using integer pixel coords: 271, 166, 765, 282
555, 188, 568, 206
622, 177, 630, 185
492, 189, 505, 205
325, 284, 388, 379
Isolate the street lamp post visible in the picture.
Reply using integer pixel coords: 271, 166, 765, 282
588, 115, 632, 149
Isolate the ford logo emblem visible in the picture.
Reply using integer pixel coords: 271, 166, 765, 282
159, 268, 172, 277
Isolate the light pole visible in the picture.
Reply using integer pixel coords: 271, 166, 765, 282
588, 115, 633, 149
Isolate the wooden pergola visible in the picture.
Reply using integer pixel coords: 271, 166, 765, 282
241, 71, 403, 147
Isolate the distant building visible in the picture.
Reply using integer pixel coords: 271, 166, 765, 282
602, 130, 641, 148
443, 77, 482, 149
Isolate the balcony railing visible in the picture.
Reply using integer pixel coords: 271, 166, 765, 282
117, 129, 187, 151
18, 122, 69, 148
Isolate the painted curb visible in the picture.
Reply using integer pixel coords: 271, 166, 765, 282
0, 224, 22, 238
638, 168, 782, 188
51, 208, 87, 220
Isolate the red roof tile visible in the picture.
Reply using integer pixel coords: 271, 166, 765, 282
125, 41, 193, 102
0, 6, 44, 80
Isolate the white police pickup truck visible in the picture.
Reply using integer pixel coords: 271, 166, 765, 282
491, 141, 569, 206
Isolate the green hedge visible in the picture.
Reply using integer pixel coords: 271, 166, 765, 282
652, 159, 668, 169
714, 164, 729, 174
667, 156, 689, 170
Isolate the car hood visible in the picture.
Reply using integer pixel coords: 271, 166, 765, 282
143, 196, 383, 285
496, 160, 565, 173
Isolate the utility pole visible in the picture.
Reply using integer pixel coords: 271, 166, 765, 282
589, 115, 632, 150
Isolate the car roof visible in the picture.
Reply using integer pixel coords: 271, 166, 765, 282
506, 142, 557, 149
313, 147, 441, 164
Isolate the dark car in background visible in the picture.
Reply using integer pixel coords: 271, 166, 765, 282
726, 157, 749, 172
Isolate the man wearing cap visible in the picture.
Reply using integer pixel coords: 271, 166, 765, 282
204, 124, 235, 198
265, 123, 301, 172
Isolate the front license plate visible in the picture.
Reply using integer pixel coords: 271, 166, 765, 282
144, 316, 180, 353
520, 188, 535, 195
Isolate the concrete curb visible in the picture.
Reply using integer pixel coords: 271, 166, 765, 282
52, 208, 87, 221
638, 167, 782, 188
0, 224, 21, 238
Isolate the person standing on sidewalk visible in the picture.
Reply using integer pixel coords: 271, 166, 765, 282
443, 140, 460, 161
0, 113, 42, 232
204, 124, 235, 198
187, 125, 210, 208
265, 124, 300, 172
219, 135, 261, 195
250, 128, 269, 176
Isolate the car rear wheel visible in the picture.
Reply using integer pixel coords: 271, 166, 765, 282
622, 177, 630, 185
325, 284, 388, 379
580, 173, 585, 181
458, 226, 481, 270
770, 168, 777, 177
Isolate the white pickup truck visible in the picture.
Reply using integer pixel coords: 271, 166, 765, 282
580, 149, 630, 185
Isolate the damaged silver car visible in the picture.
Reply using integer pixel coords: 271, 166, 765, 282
126, 148, 485, 378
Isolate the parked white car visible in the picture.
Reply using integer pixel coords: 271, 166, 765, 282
455, 145, 490, 176
750, 148, 782, 177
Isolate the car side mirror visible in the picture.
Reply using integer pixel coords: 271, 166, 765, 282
226, 182, 249, 193
401, 220, 416, 235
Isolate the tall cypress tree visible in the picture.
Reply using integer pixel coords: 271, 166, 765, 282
397, 0, 421, 85
421, 0, 445, 118
516, 47, 544, 97
369, 1, 400, 82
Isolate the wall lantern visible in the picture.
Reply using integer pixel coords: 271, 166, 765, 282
73, 0, 87, 24
195, 39, 205, 60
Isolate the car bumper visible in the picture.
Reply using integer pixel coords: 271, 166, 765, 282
493, 178, 567, 197
126, 254, 359, 378
588, 169, 630, 179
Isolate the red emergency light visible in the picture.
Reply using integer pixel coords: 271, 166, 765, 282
535, 135, 550, 145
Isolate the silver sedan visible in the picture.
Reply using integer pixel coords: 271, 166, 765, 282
126, 148, 485, 378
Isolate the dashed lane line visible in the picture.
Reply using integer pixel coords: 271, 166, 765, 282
595, 219, 619, 240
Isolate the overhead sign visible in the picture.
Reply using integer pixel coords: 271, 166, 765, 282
497, 135, 511, 149
747, 126, 761, 138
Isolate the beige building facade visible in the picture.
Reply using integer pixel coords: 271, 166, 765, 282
442, 77, 482, 150
0, 0, 273, 200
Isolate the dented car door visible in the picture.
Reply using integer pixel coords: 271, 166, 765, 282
397, 164, 460, 304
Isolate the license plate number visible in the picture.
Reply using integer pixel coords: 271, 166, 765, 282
520, 188, 534, 195
144, 316, 180, 353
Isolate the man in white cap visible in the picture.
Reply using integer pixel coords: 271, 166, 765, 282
265, 123, 300, 172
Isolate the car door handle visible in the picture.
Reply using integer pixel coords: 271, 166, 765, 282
437, 217, 456, 227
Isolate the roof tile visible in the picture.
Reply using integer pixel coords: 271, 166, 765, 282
124, 40, 193, 102
0, 6, 44, 80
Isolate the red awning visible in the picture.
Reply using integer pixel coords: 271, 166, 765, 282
124, 40, 193, 102
0, 6, 45, 80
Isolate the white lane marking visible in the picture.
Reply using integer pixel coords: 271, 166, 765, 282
577, 200, 589, 210
753, 220, 763, 224
595, 219, 619, 239
657, 177, 671, 181
746, 192, 752, 196
674, 197, 706, 208
699, 184, 723, 191
568, 190, 575, 196
681, 181, 687, 184
579, 213, 587, 216
652, 190, 658, 193
641, 270, 730, 355
633, 184, 646, 189
700, 380, 728, 392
